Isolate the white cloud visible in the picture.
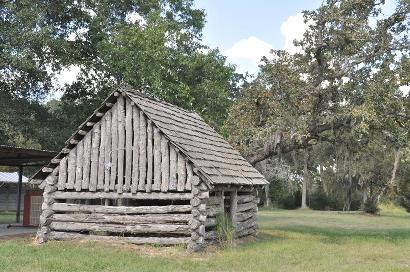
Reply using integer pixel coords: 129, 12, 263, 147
126, 11, 146, 26
224, 36, 273, 75
280, 13, 309, 54
49, 65, 81, 99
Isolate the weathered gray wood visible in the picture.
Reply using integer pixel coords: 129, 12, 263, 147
97, 115, 106, 190
110, 101, 118, 191
57, 156, 67, 190
236, 211, 255, 222
48, 232, 190, 245
204, 230, 216, 240
51, 213, 191, 224
235, 215, 257, 233
131, 106, 140, 193
177, 152, 186, 191
237, 195, 255, 204
237, 202, 257, 212
117, 95, 125, 193
124, 97, 133, 192
230, 190, 238, 227
153, 127, 161, 191
82, 130, 92, 190
74, 140, 84, 191
66, 146, 76, 189
206, 206, 223, 217
52, 203, 191, 214
50, 222, 190, 234
51, 191, 193, 200
191, 175, 200, 186
146, 120, 153, 192
138, 111, 147, 191
104, 109, 112, 192
89, 122, 100, 191
160, 136, 170, 192
186, 162, 193, 191
205, 217, 216, 228
169, 145, 177, 190
235, 227, 257, 238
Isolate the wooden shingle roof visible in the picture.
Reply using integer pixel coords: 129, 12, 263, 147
31, 86, 267, 187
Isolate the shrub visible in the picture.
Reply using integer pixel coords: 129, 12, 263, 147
363, 198, 380, 214
215, 213, 234, 247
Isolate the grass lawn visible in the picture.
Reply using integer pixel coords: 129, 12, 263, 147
0, 212, 17, 224
0, 205, 409, 272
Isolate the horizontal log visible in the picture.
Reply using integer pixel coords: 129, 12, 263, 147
69, 139, 79, 145
236, 211, 256, 222
52, 203, 191, 214
51, 213, 192, 224
206, 206, 223, 217
95, 112, 104, 117
51, 158, 61, 164
237, 202, 257, 212
235, 216, 257, 233
204, 230, 216, 240
50, 222, 190, 234
205, 217, 216, 228
51, 191, 192, 200
78, 130, 87, 135
49, 231, 190, 245
237, 195, 255, 204
42, 167, 53, 173
211, 186, 254, 192
235, 227, 257, 238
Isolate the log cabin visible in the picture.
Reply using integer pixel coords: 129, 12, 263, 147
30, 86, 268, 250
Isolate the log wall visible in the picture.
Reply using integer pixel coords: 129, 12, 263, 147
53, 95, 193, 194
204, 187, 259, 243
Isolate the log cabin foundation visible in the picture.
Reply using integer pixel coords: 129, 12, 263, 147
30, 86, 267, 250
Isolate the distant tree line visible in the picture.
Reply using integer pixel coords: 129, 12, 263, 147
1, 0, 408, 212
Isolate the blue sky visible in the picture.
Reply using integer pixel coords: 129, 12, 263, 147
193, 0, 323, 75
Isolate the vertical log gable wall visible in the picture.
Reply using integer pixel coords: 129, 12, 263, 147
37, 95, 201, 246
57, 95, 193, 193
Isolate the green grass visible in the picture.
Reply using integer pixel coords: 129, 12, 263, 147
0, 206, 409, 272
0, 211, 17, 224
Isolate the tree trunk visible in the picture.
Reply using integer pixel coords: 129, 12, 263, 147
301, 151, 308, 209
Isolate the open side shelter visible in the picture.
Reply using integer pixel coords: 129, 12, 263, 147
0, 145, 56, 223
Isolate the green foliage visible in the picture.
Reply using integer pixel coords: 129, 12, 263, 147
215, 213, 234, 247
1, 0, 237, 149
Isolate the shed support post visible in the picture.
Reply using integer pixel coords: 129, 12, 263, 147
15, 165, 23, 223
230, 190, 237, 231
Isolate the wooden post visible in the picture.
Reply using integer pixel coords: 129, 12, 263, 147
57, 157, 67, 190
124, 97, 133, 192
110, 101, 118, 191
74, 140, 84, 191
153, 127, 161, 191
177, 152, 186, 191
185, 162, 193, 191
169, 146, 177, 190
146, 120, 153, 192
82, 131, 92, 190
97, 115, 106, 190
66, 147, 76, 189
89, 122, 100, 191
230, 190, 238, 231
131, 106, 140, 193
117, 96, 125, 193
15, 166, 23, 223
138, 111, 147, 191
104, 110, 112, 192
160, 136, 169, 192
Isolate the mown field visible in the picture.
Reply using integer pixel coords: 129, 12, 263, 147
0, 205, 409, 272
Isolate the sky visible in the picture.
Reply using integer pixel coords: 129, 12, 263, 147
55, 0, 403, 93
193, 0, 323, 75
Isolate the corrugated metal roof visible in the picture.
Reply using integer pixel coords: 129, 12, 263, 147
0, 172, 28, 183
